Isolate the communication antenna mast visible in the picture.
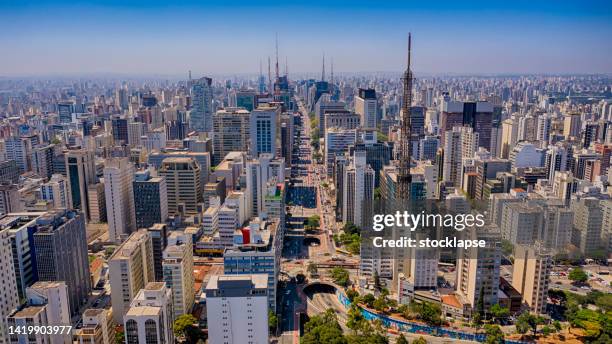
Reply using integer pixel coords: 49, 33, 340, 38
268, 57, 272, 93
397, 33, 413, 200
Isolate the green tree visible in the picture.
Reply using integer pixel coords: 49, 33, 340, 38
484, 324, 505, 344
396, 334, 409, 344
361, 294, 376, 308
373, 295, 387, 313
516, 312, 544, 337
346, 305, 366, 333
376, 130, 389, 142
330, 267, 350, 287
501, 239, 514, 256
595, 293, 612, 312
115, 330, 125, 344
269, 310, 278, 333
413, 336, 428, 344
306, 215, 321, 230
342, 222, 361, 235
553, 320, 562, 331
472, 312, 482, 327
374, 187, 382, 200
476, 286, 485, 318
568, 267, 588, 284
419, 302, 442, 326
173, 314, 197, 338
307, 262, 318, 275
346, 289, 359, 303
302, 309, 347, 344
490, 304, 510, 324
173, 314, 205, 343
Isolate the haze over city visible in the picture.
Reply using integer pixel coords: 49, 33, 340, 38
1, 1, 612, 76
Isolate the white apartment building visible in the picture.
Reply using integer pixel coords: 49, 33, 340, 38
205, 275, 269, 344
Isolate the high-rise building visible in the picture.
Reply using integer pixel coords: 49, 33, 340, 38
111, 117, 129, 145
501, 203, 542, 245
32, 210, 91, 315
355, 88, 377, 129
32, 144, 56, 180
104, 158, 136, 242
190, 77, 214, 133
26, 281, 71, 328
147, 224, 168, 282
563, 113, 581, 138
324, 128, 357, 176
455, 229, 501, 316
133, 170, 168, 230
0, 183, 22, 215
234, 89, 257, 111
545, 142, 574, 180
342, 151, 374, 229
512, 244, 552, 314
571, 198, 604, 255
162, 231, 194, 318
5, 137, 29, 173
224, 219, 281, 312
65, 149, 97, 221
442, 128, 463, 187
40, 174, 72, 209
536, 114, 552, 148
204, 274, 269, 344
87, 183, 107, 223
158, 157, 202, 215
147, 151, 211, 192
123, 282, 174, 344
57, 101, 74, 123
500, 118, 518, 159
245, 154, 285, 218
249, 105, 280, 158
213, 107, 251, 164
128, 121, 145, 148
74, 308, 115, 344
0, 228, 20, 344
0, 160, 19, 184
348, 130, 392, 187
108, 229, 155, 324
315, 97, 346, 133
419, 135, 439, 161
0, 212, 43, 301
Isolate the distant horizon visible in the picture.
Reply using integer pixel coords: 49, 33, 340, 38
2, 71, 612, 80
1, 1, 611, 75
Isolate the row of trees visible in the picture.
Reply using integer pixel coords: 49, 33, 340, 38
333, 223, 361, 255
550, 289, 612, 342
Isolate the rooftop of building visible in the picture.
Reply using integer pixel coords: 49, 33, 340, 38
32, 209, 81, 234
216, 107, 250, 115
83, 308, 107, 317
161, 157, 197, 164
440, 294, 462, 309
109, 229, 149, 260
145, 282, 166, 291
205, 274, 268, 291
125, 306, 161, 317
11, 306, 46, 318
0, 212, 45, 231
29, 281, 66, 290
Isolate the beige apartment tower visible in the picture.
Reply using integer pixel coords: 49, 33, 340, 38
158, 157, 202, 215
108, 229, 155, 324
512, 244, 552, 314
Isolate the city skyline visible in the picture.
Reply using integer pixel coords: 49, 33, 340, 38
1, 1, 612, 76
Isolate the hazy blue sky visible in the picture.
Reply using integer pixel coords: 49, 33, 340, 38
1, 1, 611, 76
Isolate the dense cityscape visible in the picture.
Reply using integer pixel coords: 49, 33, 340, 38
1, 2, 612, 344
